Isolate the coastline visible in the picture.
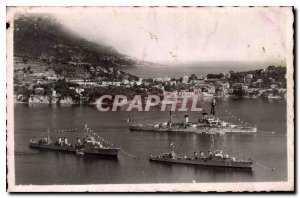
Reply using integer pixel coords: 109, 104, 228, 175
13, 94, 287, 106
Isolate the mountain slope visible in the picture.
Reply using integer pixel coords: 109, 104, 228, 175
14, 14, 137, 67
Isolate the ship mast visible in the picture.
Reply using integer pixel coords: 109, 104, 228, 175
170, 141, 175, 156
47, 128, 50, 143
210, 98, 216, 116
85, 123, 89, 136
210, 135, 215, 153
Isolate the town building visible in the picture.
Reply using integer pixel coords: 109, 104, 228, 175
182, 76, 189, 84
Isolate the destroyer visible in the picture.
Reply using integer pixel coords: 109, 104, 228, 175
130, 99, 257, 134
149, 137, 253, 169
29, 125, 120, 157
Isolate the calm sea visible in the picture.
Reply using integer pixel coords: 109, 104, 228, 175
119, 65, 266, 78
14, 97, 287, 185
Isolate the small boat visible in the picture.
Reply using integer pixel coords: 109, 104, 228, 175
268, 94, 282, 99
76, 150, 84, 155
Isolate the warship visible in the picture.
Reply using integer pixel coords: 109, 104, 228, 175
130, 99, 257, 134
29, 125, 120, 157
149, 136, 253, 169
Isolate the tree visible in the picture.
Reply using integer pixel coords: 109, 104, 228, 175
22, 67, 27, 73
190, 74, 197, 80
233, 87, 245, 97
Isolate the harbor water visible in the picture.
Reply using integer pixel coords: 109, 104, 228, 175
14, 97, 287, 185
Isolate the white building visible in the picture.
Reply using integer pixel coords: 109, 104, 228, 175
221, 82, 230, 89
75, 88, 84, 95
270, 84, 278, 89
52, 90, 57, 97
182, 76, 189, 84
122, 79, 130, 85
178, 88, 201, 97
153, 78, 163, 82
207, 86, 215, 94
242, 85, 249, 91
170, 81, 177, 85
163, 77, 171, 82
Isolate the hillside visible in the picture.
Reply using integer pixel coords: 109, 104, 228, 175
14, 14, 137, 67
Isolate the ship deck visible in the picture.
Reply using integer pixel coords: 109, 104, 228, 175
29, 143, 120, 157
149, 156, 253, 169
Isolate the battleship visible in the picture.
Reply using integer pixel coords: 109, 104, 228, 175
29, 125, 120, 157
149, 137, 253, 169
130, 99, 257, 134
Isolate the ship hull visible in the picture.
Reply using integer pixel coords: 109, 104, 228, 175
130, 126, 257, 134
149, 157, 253, 169
29, 144, 120, 157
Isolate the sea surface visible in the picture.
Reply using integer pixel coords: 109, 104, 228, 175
120, 65, 265, 78
14, 97, 287, 185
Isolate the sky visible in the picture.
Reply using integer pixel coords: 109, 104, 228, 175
29, 7, 293, 65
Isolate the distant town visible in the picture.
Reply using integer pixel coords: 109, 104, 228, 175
13, 56, 287, 105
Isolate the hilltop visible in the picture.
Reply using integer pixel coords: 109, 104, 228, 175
14, 14, 137, 67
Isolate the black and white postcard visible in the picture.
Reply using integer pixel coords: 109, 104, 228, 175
6, 6, 294, 192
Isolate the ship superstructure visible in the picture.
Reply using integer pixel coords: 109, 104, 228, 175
29, 124, 120, 157
149, 136, 253, 169
130, 99, 257, 134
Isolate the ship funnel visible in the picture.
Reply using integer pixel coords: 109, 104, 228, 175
64, 137, 68, 144
194, 152, 198, 158
185, 115, 189, 123
58, 137, 62, 144
77, 138, 81, 145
